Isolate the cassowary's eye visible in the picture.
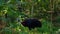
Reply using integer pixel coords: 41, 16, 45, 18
21, 18, 42, 30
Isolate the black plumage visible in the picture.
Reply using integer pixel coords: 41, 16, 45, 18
21, 18, 42, 30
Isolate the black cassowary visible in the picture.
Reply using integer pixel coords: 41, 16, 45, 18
21, 18, 42, 30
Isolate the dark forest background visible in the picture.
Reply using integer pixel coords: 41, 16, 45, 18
0, 0, 60, 34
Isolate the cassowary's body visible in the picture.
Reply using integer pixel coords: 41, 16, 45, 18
21, 18, 42, 30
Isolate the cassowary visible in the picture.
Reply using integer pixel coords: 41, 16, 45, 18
21, 18, 42, 30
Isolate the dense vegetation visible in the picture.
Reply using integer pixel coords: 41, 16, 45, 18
0, 0, 60, 34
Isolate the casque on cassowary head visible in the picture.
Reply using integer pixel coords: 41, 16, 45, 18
21, 18, 42, 30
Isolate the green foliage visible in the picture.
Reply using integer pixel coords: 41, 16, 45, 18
0, 0, 60, 34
